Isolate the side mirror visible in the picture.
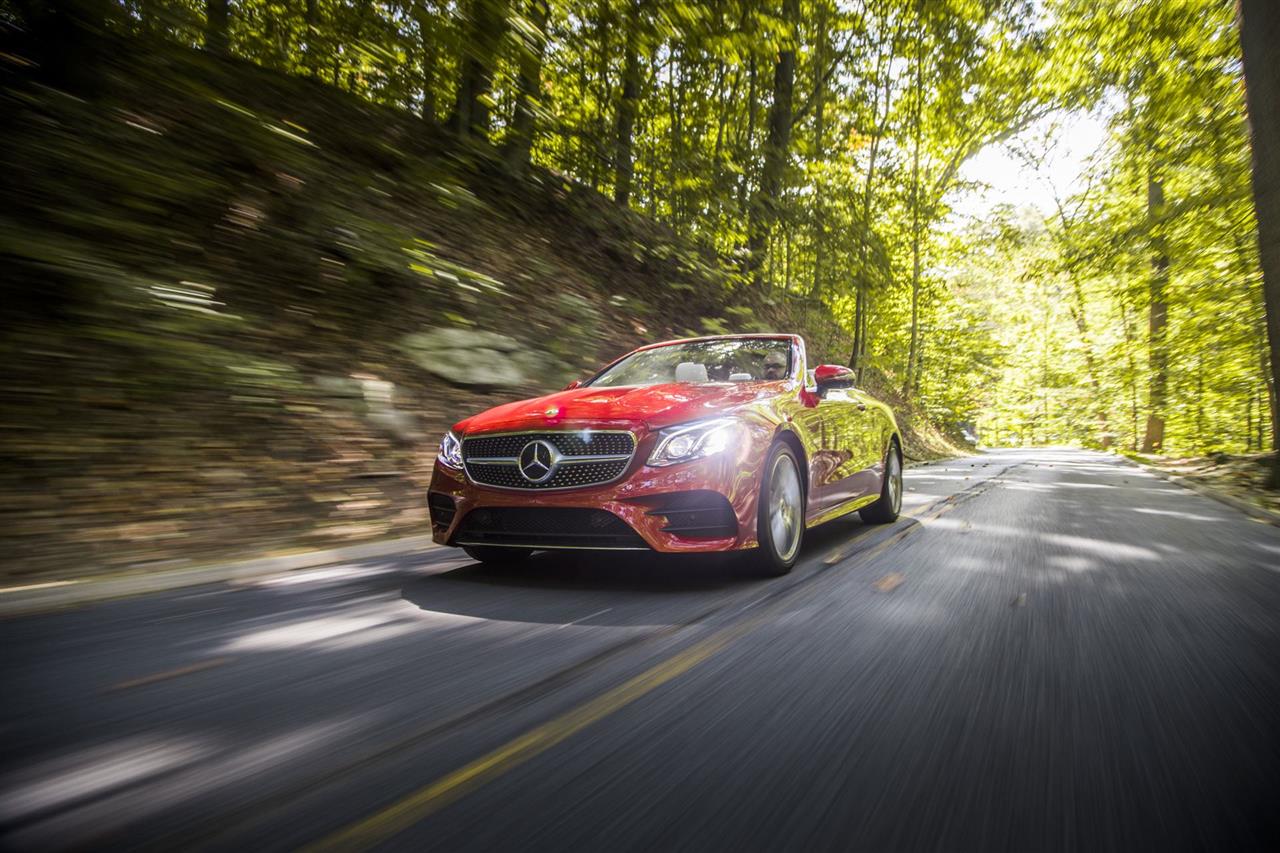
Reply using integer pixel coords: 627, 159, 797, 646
813, 364, 855, 396
563, 379, 582, 390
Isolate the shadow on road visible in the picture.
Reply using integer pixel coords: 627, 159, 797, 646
400, 514, 880, 627
401, 551, 744, 627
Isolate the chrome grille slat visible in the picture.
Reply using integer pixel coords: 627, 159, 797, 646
461, 431, 636, 490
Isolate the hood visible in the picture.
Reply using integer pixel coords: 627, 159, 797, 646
455, 382, 789, 435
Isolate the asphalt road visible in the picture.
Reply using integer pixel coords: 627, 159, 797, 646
3, 448, 1280, 852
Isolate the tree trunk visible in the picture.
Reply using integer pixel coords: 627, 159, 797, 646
1141, 172, 1170, 453
205, 0, 229, 56
745, 0, 799, 288
613, 0, 644, 205
667, 50, 681, 224
904, 198, 921, 396
1238, 0, 1280, 483
346, 0, 371, 92
858, 292, 871, 380
450, 0, 509, 141
737, 55, 757, 222
1119, 298, 1141, 450
850, 24, 898, 375
304, 0, 320, 77
1196, 353, 1206, 442
591, 0, 612, 190
785, 224, 793, 291
903, 38, 924, 396
413, 1, 439, 123
809, 0, 829, 297
850, 286, 865, 370
1247, 394, 1254, 452
504, 0, 550, 172
1265, 342, 1277, 451
714, 64, 736, 225
1066, 279, 1110, 444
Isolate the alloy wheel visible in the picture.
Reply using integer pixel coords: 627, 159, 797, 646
768, 451, 803, 562
887, 450, 902, 514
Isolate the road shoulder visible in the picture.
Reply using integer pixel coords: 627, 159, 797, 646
0, 534, 443, 618
1121, 452, 1280, 527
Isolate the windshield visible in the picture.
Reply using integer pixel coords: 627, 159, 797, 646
588, 339, 793, 387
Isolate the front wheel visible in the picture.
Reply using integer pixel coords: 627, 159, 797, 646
859, 441, 903, 524
463, 545, 534, 564
747, 442, 806, 576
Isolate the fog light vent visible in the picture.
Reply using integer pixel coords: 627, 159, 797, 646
643, 491, 738, 539
428, 493, 457, 528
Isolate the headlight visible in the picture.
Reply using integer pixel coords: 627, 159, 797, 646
647, 419, 738, 467
438, 430, 463, 469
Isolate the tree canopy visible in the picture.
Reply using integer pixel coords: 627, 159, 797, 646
3, 0, 1274, 458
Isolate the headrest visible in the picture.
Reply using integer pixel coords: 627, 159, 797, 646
728, 372, 753, 382
675, 362, 708, 383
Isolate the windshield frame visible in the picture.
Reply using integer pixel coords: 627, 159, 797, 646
584, 336, 803, 388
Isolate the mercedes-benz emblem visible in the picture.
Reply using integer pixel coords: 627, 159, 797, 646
518, 439, 560, 483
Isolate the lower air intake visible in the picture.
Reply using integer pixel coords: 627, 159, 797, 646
643, 491, 739, 539
453, 507, 650, 550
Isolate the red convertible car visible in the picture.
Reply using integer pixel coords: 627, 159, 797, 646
428, 334, 903, 574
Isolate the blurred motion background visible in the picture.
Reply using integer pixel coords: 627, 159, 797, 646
1, 0, 1278, 583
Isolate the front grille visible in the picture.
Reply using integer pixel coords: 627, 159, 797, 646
467, 459, 629, 490
462, 431, 636, 491
463, 431, 634, 459
454, 507, 649, 550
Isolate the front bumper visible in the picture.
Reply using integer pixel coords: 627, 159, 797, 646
428, 423, 772, 553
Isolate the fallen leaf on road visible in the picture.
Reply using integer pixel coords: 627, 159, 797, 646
1011, 593, 1027, 608
873, 573, 904, 593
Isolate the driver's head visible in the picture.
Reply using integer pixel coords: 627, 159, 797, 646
763, 352, 787, 380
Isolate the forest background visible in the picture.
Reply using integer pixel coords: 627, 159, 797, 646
3, 0, 1278, 577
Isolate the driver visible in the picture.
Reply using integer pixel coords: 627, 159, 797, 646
762, 351, 788, 381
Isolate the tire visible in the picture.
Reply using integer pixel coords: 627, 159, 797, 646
462, 545, 534, 564
859, 440, 903, 524
747, 441, 806, 576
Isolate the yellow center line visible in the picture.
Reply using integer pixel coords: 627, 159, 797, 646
0, 580, 78, 594
308, 472, 1015, 850
305, 618, 760, 852
107, 657, 232, 692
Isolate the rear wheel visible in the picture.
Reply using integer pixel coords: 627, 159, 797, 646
859, 441, 902, 524
748, 442, 805, 576
462, 545, 534, 564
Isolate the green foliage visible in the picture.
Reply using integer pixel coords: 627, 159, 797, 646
0, 0, 1275, 576
948, 0, 1270, 453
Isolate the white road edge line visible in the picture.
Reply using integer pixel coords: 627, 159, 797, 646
559, 608, 613, 629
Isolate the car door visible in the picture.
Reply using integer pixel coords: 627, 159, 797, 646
815, 385, 872, 507
842, 388, 886, 500
789, 387, 840, 516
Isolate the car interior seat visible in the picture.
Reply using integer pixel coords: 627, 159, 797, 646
675, 362, 709, 383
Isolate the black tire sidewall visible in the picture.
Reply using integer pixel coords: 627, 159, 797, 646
859, 440, 901, 524
887, 442, 902, 516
